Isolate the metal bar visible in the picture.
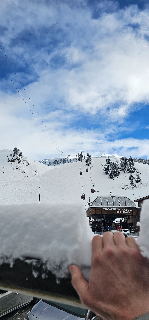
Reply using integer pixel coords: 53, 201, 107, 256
0, 258, 82, 308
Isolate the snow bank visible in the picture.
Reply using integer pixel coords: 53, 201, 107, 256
138, 199, 149, 259
0, 203, 93, 280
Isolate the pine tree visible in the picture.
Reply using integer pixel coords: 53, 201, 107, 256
103, 158, 120, 179
85, 153, 91, 166
13, 147, 20, 157
135, 174, 141, 183
120, 157, 128, 172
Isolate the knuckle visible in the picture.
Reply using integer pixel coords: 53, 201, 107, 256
119, 246, 128, 256
92, 253, 100, 265
105, 246, 115, 257
131, 248, 141, 259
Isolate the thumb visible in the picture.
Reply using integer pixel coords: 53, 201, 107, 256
69, 265, 89, 306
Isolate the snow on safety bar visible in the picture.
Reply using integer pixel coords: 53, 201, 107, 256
0, 203, 93, 306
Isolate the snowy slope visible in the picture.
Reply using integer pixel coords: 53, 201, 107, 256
0, 149, 53, 204
0, 149, 51, 178
0, 150, 149, 206
82, 156, 149, 206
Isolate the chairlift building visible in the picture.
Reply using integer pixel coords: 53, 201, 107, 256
87, 196, 141, 226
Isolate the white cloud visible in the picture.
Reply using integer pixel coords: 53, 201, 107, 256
1, 1, 149, 159
18, 4, 149, 118
100, 138, 149, 159
1, 96, 148, 160
1, 1, 149, 117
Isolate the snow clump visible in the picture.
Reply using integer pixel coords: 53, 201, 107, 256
0, 202, 93, 280
138, 199, 149, 259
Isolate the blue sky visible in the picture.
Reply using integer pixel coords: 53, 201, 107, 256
1, 0, 149, 160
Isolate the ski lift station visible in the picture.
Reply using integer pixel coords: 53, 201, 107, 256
87, 195, 141, 228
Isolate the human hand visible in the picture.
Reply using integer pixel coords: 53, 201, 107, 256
69, 232, 149, 320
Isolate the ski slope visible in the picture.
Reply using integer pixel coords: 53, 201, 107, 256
0, 150, 149, 207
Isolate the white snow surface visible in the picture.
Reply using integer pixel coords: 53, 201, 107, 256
137, 200, 149, 259
0, 202, 93, 280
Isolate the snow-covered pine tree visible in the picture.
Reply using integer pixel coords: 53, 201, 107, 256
127, 156, 136, 173
120, 157, 128, 172
135, 174, 141, 183
85, 153, 91, 166
103, 158, 120, 179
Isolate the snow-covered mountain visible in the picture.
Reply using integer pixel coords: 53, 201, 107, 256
0, 149, 149, 206
40, 156, 78, 166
